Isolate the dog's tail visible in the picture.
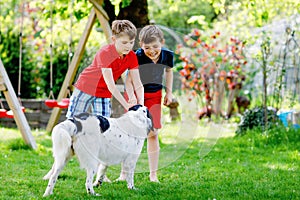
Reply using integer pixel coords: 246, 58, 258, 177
51, 121, 75, 159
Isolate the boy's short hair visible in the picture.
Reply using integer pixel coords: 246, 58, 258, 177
112, 20, 137, 40
139, 25, 164, 44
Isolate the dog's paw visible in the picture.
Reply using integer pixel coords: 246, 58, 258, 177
103, 175, 112, 183
128, 186, 138, 190
42, 191, 52, 197
88, 190, 101, 196
43, 173, 51, 180
92, 181, 102, 188
93, 193, 101, 196
115, 176, 126, 182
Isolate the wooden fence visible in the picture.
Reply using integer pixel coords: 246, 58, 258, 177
0, 98, 124, 130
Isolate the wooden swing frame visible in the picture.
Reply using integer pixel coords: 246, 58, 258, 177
46, 0, 112, 132
0, 2, 36, 149
0, 59, 37, 149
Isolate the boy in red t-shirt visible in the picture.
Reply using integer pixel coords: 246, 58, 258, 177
66, 20, 144, 118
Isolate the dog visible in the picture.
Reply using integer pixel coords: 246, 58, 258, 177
43, 105, 152, 197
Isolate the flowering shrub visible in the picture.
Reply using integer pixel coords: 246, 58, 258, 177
175, 29, 248, 119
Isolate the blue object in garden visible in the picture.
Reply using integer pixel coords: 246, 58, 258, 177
277, 111, 293, 127
293, 124, 300, 129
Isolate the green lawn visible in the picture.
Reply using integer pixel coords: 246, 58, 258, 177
0, 121, 299, 200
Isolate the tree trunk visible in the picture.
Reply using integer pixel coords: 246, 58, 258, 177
213, 77, 225, 118
103, 0, 149, 28
117, 0, 149, 28
103, 0, 149, 49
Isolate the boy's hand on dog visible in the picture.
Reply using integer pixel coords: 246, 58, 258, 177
128, 97, 137, 105
126, 103, 137, 111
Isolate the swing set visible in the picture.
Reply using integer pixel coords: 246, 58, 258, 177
0, 0, 112, 149
0, 2, 36, 149
44, 0, 71, 109
0, 3, 26, 119
45, 0, 112, 132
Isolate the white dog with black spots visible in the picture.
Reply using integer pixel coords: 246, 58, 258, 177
43, 105, 152, 197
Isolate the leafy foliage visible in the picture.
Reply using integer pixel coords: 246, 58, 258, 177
6, 138, 31, 150
148, 0, 216, 32
175, 28, 247, 118
236, 106, 281, 135
0, 1, 97, 98
0, 27, 39, 98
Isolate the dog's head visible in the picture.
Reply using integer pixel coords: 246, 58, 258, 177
128, 104, 153, 133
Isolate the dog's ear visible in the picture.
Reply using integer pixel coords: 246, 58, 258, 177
96, 115, 110, 133
128, 104, 143, 111
68, 118, 82, 133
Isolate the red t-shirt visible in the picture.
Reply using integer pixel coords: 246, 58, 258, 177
74, 44, 138, 98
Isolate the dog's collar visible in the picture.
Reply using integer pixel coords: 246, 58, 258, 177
67, 118, 82, 133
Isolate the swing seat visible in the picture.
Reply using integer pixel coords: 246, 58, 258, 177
45, 98, 69, 109
0, 109, 7, 118
57, 98, 70, 109
5, 106, 26, 119
45, 99, 58, 108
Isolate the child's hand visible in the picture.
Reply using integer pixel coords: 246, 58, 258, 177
128, 97, 137, 105
163, 93, 173, 106
126, 102, 137, 111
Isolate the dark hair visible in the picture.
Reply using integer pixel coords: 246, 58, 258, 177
139, 25, 164, 44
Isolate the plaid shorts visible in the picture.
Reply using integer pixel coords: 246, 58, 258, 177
66, 88, 111, 118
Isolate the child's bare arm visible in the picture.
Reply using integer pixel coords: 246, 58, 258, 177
102, 68, 133, 110
129, 69, 144, 105
163, 67, 173, 106
125, 73, 137, 104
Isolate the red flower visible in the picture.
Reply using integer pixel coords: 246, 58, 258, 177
193, 29, 201, 36
184, 35, 190, 42
197, 48, 202, 54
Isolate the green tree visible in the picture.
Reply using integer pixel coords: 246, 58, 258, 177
148, 0, 216, 33
0, 0, 150, 99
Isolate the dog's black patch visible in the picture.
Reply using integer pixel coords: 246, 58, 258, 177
74, 112, 90, 120
146, 109, 152, 120
128, 104, 143, 111
74, 120, 82, 133
96, 115, 110, 133
68, 118, 82, 133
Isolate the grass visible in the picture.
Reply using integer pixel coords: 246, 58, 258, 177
0, 121, 299, 200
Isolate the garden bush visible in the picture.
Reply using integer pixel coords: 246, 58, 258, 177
236, 106, 300, 148
236, 106, 281, 135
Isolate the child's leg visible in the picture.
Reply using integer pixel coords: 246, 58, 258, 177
147, 129, 160, 182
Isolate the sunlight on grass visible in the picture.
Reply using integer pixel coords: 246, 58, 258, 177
264, 163, 298, 171
0, 127, 21, 141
